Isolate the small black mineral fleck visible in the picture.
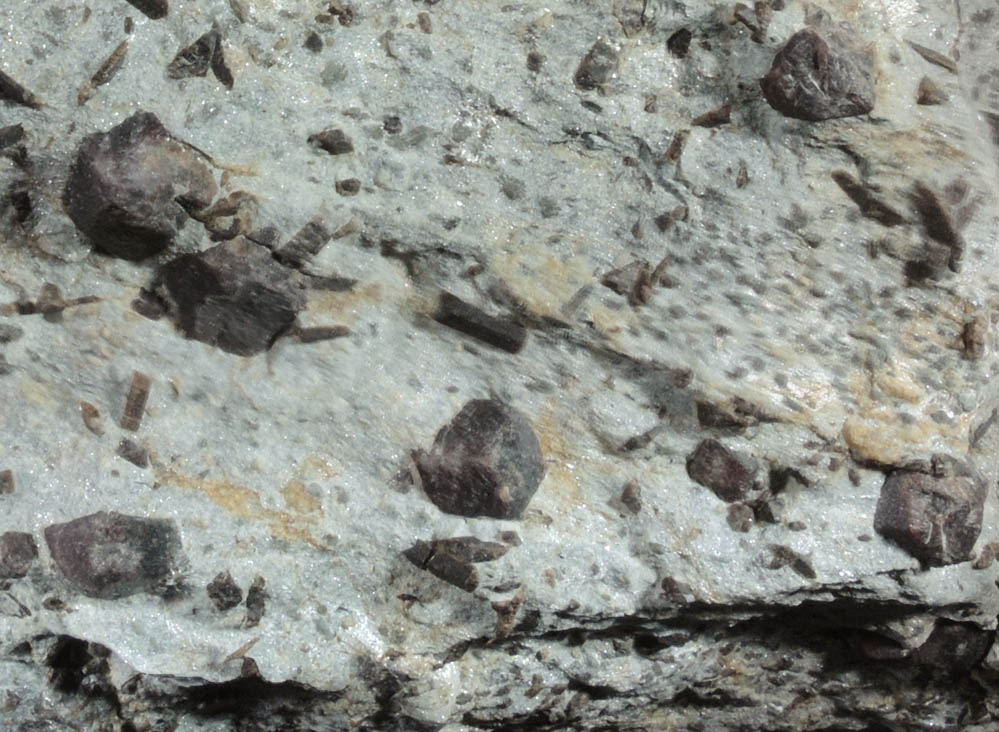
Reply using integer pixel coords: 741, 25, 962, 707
0, 124, 25, 150
44, 511, 185, 599
620, 479, 642, 514
207, 570, 243, 611
383, 115, 402, 134
526, 51, 545, 72
304, 31, 324, 53
760, 29, 875, 121
574, 39, 619, 91
667, 28, 692, 58
0, 69, 43, 109
335, 178, 361, 196
117, 438, 149, 468
168, 25, 219, 80
414, 399, 545, 520
916, 76, 947, 105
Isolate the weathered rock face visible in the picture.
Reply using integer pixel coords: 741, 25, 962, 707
3, 0, 999, 730
62, 111, 217, 260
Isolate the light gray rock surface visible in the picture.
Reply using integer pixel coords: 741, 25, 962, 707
2, 0, 999, 729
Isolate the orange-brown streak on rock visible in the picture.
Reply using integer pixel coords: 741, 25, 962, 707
533, 406, 587, 513
155, 466, 325, 549
311, 283, 382, 326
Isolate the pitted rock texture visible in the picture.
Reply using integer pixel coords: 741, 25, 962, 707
62, 111, 217, 260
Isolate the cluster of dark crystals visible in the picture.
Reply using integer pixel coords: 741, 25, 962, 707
60, 112, 309, 356
206, 570, 244, 611
167, 22, 233, 88
403, 536, 509, 592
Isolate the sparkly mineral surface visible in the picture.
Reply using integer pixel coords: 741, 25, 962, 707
2, 0, 999, 730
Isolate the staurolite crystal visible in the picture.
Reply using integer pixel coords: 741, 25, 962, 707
44, 512, 185, 599
685, 438, 759, 503
0, 531, 37, 579
874, 459, 986, 566
415, 399, 545, 520
152, 237, 306, 356
62, 111, 217, 260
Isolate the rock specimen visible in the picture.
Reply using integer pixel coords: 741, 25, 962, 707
151, 238, 306, 356
62, 111, 217, 260
44, 512, 185, 599
414, 400, 545, 519
685, 438, 759, 502
0, 531, 37, 579
873, 460, 986, 566
3, 0, 999, 729
760, 29, 875, 121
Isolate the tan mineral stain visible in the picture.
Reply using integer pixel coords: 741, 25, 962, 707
492, 243, 591, 320
281, 479, 323, 514
874, 367, 924, 404
155, 466, 324, 548
311, 282, 382, 325
20, 376, 60, 410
